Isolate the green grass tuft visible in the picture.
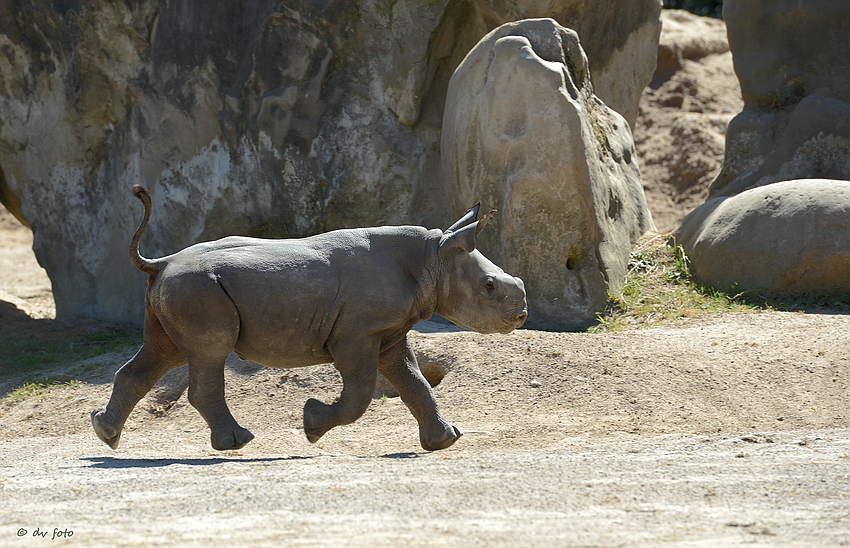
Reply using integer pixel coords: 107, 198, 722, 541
591, 233, 850, 333
6, 377, 81, 400
0, 322, 142, 383
590, 234, 757, 332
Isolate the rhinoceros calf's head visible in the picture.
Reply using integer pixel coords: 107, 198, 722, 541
435, 208, 527, 334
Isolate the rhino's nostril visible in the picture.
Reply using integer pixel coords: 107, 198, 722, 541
515, 312, 528, 325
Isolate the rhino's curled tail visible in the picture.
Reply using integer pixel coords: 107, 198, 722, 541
130, 185, 161, 276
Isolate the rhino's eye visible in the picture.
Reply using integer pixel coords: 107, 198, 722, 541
485, 280, 496, 294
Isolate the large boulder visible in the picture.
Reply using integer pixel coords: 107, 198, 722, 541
709, 0, 850, 197
0, 0, 661, 323
442, 19, 655, 330
675, 0, 850, 294
675, 180, 850, 293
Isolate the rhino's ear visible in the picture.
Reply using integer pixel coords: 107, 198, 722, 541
445, 202, 481, 234
476, 209, 496, 236
440, 209, 497, 253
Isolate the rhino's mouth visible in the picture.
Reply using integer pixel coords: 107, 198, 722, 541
447, 306, 527, 335
449, 316, 506, 335
502, 306, 528, 332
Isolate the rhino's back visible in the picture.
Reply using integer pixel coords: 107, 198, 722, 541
151, 227, 435, 368
148, 234, 342, 367
211, 235, 350, 366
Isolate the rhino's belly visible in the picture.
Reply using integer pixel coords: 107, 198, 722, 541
234, 300, 333, 368
234, 342, 333, 369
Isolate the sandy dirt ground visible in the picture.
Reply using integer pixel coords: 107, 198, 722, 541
1, 207, 850, 547
0, 209, 54, 320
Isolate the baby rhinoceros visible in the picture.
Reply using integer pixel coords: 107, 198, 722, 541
91, 186, 527, 452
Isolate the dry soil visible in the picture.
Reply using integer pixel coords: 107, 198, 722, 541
1, 203, 849, 548
1, 13, 848, 545
633, 10, 743, 233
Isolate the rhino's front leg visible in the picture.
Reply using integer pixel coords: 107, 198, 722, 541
378, 336, 462, 451
303, 338, 379, 444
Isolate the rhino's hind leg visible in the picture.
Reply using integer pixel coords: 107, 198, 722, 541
378, 338, 462, 451
157, 275, 252, 450
91, 315, 186, 449
303, 340, 379, 444
186, 355, 255, 450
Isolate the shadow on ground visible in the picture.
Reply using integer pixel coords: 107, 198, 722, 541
80, 456, 310, 469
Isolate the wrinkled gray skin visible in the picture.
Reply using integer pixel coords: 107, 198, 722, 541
91, 186, 527, 452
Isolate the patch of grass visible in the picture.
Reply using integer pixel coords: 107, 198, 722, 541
6, 377, 81, 401
733, 289, 850, 313
754, 80, 806, 111
0, 320, 142, 382
589, 233, 756, 332
591, 233, 850, 333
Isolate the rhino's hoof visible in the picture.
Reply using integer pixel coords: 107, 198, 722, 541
421, 425, 463, 452
304, 427, 323, 444
303, 398, 332, 444
211, 426, 254, 451
91, 408, 122, 450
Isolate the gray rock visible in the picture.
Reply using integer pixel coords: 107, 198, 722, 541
709, 0, 850, 195
0, 1, 661, 323
442, 19, 654, 330
653, 9, 730, 82
675, 1, 850, 295
675, 179, 850, 293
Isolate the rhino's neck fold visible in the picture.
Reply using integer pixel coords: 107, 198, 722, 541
415, 231, 443, 321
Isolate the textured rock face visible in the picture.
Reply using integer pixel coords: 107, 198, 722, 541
709, 0, 850, 197
652, 9, 730, 82
675, 180, 850, 293
675, 1, 850, 294
0, 0, 661, 323
442, 19, 654, 330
